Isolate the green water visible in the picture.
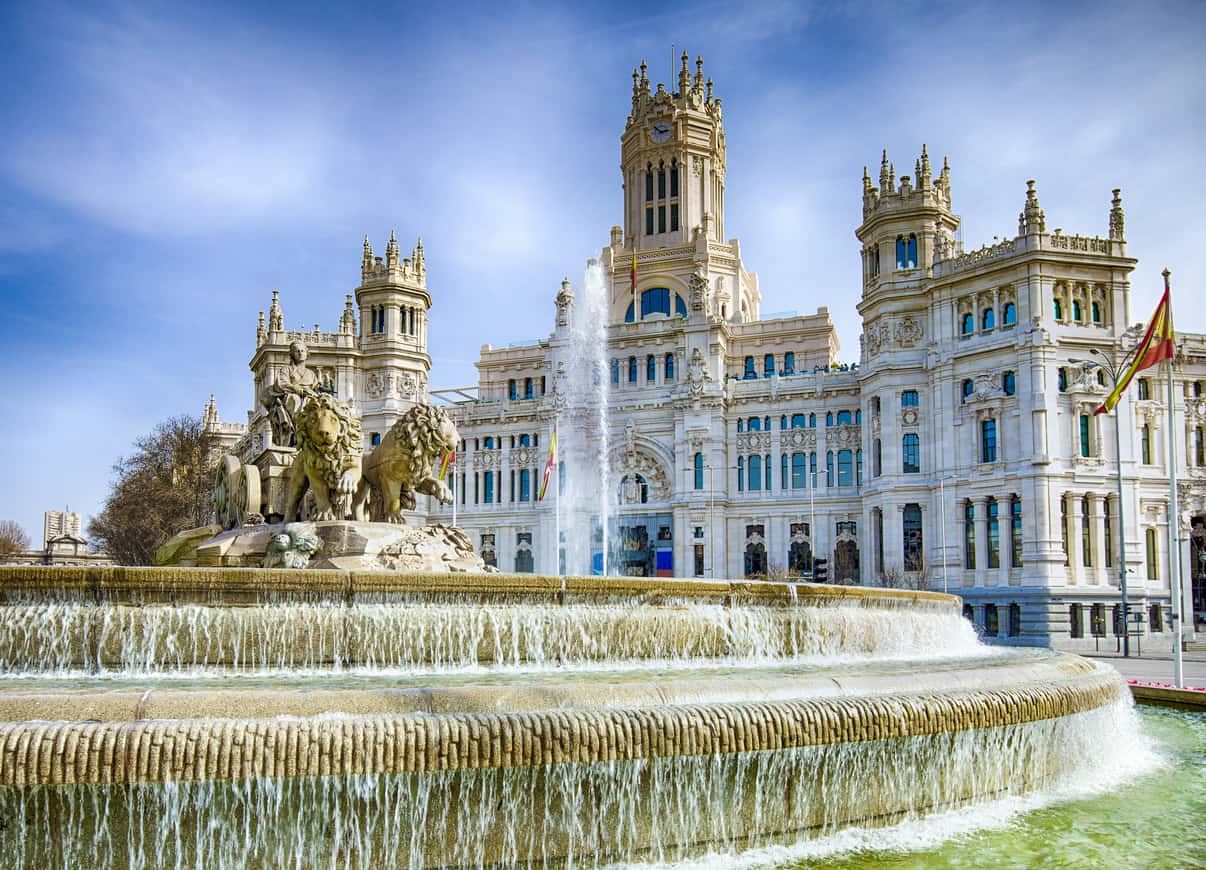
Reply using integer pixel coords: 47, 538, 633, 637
791, 707, 1206, 869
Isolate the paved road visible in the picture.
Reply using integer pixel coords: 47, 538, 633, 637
1086, 651, 1206, 688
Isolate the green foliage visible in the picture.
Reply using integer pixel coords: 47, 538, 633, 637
88, 415, 216, 565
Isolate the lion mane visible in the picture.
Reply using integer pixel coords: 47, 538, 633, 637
295, 393, 363, 482
397, 405, 453, 468
353, 403, 458, 522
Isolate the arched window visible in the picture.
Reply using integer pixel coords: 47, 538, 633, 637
961, 313, 975, 335
826, 451, 834, 487
783, 352, 795, 375
902, 433, 920, 473
1003, 302, 1017, 326
1081, 496, 1093, 567
837, 410, 853, 426
737, 419, 744, 433
788, 538, 812, 575
1058, 367, 1068, 392
508, 379, 517, 400
1053, 298, 1063, 320
896, 235, 906, 269
903, 503, 923, 571
674, 294, 687, 317
1072, 299, 1083, 321
855, 410, 862, 425
628, 357, 638, 382
826, 412, 834, 427
962, 379, 974, 401
610, 359, 619, 384
519, 434, 531, 447
808, 413, 816, 428
744, 541, 767, 578
737, 457, 744, 492
748, 416, 761, 432
791, 452, 806, 489
519, 469, 531, 502
743, 356, 756, 379
1091, 301, 1102, 323
483, 437, 495, 450
624, 303, 635, 323
837, 449, 853, 486
665, 353, 675, 380
907, 233, 917, 268
791, 414, 805, 429
694, 452, 704, 490
748, 455, 763, 491
645, 164, 654, 202
370, 432, 381, 447
646, 355, 656, 381
764, 354, 775, 377
524, 377, 533, 398
901, 390, 919, 407
982, 307, 995, 331
779, 415, 787, 430
1003, 370, 1016, 396
515, 547, 534, 574
641, 288, 671, 319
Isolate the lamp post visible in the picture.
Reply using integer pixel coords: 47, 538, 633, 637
1072, 345, 1140, 657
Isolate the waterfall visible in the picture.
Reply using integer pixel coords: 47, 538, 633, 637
561, 260, 612, 576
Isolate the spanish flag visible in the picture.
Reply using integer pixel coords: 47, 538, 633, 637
438, 449, 455, 481
538, 423, 557, 501
1095, 281, 1175, 415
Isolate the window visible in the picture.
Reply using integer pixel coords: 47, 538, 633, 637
519, 433, 531, 447
857, 448, 863, 485
1072, 299, 1083, 321
1003, 371, 1016, 396
610, 359, 619, 384
628, 357, 638, 382
963, 603, 974, 623
743, 356, 756, 379
984, 603, 999, 636
901, 390, 919, 407
1010, 497, 1023, 567
508, 379, 517, 400
1137, 378, 1150, 400
1008, 603, 1021, 637
835, 410, 853, 426
1091, 301, 1102, 323
1003, 302, 1017, 326
765, 453, 772, 490
826, 412, 834, 427
1053, 298, 1063, 320
809, 452, 817, 486
1070, 603, 1084, 639
896, 235, 906, 269
524, 377, 533, 399
646, 355, 656, 381
781, 453, 788, 489
902, 433, 920, 474
982, 308, 995, 331
1141, 425, 1152, 464
748, 455, 762, 491
483, 470, 495, 504
1061, 498, 1070, 565
483, 436, 494, 450
693, 453, 704, 490
791, 452, 806, 489
961, 313, 975, 335
826, 451, 835, 487
873, 438, 882, 477
962, 379, 974, 401
1104, 498, 1113, 569
809, 413, 816, 428
736, 419, 744, 433
641, 288, 671, 319
964, 501, 976, 569
981, 419, 997, 463
791, 413, 805, 429
1079, 415, 1091, 458
1081, 497, 1092, 567
837, 449, 853, 487
1146, 528, 1158, 580
764, 354, 775, 377
1196, 426, 1205, 466
519, 468, 531, 502
987, 498, 1000, 569
1091, 603, 1106, 637
665, 353, 675, 380
1150, 604, 1163, 632
748, 417, 762, 432
645, 165, 653, 201
783, 352, 795, 375
1058, 367, 1068, 392
903, 504, 923, 571
370, 432, 381, 447
907, 234, 917, 268
737, 457, 744, 492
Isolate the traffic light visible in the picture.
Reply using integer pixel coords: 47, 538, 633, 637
813, 558, 828, 582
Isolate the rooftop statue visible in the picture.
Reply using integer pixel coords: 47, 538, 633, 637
262, 340, 320, 447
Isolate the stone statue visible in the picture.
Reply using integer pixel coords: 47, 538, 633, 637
353, 404, 459, 523
686, 347, 711, 397
263, 341, 320, 447
284, 392, 363, 522
263, 524, 321, 569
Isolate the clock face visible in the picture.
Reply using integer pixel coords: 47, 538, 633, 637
650, 122, 671, 143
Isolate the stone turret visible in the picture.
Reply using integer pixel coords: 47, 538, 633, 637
1109, 188, 1125, 241
1018, 180, 1046, 236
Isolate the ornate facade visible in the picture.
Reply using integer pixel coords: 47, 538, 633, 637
210, 54, 1206, 649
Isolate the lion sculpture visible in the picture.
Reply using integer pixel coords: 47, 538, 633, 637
354, 404, 458, 523
284, 392, 363, 521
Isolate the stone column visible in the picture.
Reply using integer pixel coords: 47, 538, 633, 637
1090, 494, 1107, 585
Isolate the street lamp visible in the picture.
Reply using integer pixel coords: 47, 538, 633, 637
1071, 344, 1141, 657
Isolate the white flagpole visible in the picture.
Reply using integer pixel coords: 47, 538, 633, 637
1164, 270, 1184, 688
451, 454, 457, 528
554, 419, 562, 587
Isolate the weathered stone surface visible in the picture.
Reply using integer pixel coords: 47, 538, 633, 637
152, 524, 222, 567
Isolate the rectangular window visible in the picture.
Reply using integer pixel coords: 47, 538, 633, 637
1061, 498, 1070, 565
1104, 499, 1113, 569
1146, 528, 1158, 580
1070, 604, 1084, 639
964, 502, 976, 569
901, 390, 919, 407
657, 169, 665, 199
1079, 415, 1091, 458
645, 171, 653, 201
826, 452, 835, 487
670, 203, 679, 232
645, 207, 653, 235
1141, 426, 1152, 464
987, 499, 1000, 569
670, 165, 679, 197
902, 434, 920, 474
980, 419, 997, 463
694, 544, 704, 577
1081, 499, 1092, 567
1010, 498, 1023, 567
658, 205, 666, 233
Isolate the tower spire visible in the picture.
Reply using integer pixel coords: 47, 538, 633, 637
268, 290, 283, 333
919, 144, 932, 188
879, 149, 890, 191
694, 55, 704, 91
1109, 188, 1125, 240
1019, 179, 1046, 236
678, 50, 690, 93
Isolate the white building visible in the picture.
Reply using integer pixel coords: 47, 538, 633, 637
211, 55, 1206, 650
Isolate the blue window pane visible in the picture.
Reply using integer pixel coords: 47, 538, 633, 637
1003, 302, 1017, 326
784, 352, 795, 374
675, 294, 687, 317
641, 288, 671, 318
665, 353, 675, 379
748, 455, 762, 491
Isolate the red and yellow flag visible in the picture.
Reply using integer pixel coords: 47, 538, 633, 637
538, 423, 557, 501
438, 449, 455, 481
1095, 282, 1175, 415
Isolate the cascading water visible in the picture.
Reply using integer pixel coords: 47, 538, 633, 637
560, 260, 612, 576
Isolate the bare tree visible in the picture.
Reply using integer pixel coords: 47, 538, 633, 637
88, 415, 216, 565
0, 521, 30, 557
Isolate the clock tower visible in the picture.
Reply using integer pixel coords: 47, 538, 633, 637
621, 53, 726, 252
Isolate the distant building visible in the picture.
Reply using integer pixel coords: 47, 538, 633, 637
208, 54, 1206, 650
4, 511, 113, 567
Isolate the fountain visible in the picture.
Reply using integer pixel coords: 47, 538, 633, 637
0, 564, 1142, 867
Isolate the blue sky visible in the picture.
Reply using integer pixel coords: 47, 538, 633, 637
1, 0, 1204, 544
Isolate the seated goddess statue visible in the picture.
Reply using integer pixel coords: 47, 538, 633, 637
262, 340, 320, 447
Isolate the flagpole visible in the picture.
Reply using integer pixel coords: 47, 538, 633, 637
554, 418, 562, 588
451, 457, 457, 528
1163, 269, 1184, 688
